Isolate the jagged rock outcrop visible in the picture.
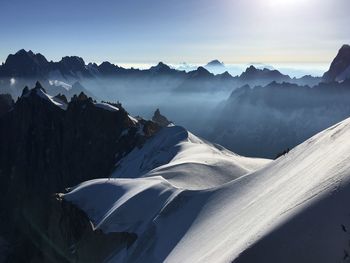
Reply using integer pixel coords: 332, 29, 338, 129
152, 108, 172, 127
0, 82, 160, 262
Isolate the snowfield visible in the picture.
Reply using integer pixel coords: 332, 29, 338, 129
112, 125, 270, 190
64, 118, 350, 263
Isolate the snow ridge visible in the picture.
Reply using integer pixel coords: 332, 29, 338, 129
64, 117, 350, 263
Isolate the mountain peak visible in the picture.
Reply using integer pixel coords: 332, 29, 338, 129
247, 65, 257, 71
152, 108, 172, 127
1, 50, 49, 78
340, 44, 350, 51
197, 66, 211, 73
34, 81, 45, 92
206, 59, 224, 67
150, 62, 172, 72
218, 71, 233, 79
15, 49, 33, 55
187, 66, 213, 79
60, 56, 85, 67
323, 44, 350, 82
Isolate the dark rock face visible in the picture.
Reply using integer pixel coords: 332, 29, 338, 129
0, 82, 160, 262
210, 80, 350, 158
149, 62, 174, 74
188, 67, 213, 79
0, 50, 92, 80
239, 66, 291, 85
0, 49, 50, 78
152, 108, 172, 127
42, 195, 137, 263
58, 56, 92, 78
0, 94, 14, 117
323, 44, 350, 82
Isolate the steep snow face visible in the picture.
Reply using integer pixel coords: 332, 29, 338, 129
65, 117, 350, 263
112, 125, 270, 190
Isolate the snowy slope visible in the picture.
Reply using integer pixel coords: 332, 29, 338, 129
64, 118, 350, 263
112, 125, 270, 190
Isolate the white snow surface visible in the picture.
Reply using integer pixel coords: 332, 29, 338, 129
34, 88, 68, 110
94, 102, 120, 112
64, 118, 350, 263
128, 115, 139, 124
112, 125, 269, 190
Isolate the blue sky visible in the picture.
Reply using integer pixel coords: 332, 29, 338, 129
0, 0, 349, 65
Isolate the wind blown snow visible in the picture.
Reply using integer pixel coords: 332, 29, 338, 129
64, 117, 350, 263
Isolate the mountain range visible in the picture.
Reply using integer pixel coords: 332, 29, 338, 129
0, 49, 327, 100
0, 43, 350, 261
0, 80, 349, 262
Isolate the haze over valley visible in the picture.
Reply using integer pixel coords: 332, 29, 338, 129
1, 0, 350, 262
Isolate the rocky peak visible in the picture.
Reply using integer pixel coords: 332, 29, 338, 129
323, 44, 350, 82
98, 61, 118, 74
149, 62, 172, 73
0, 82, 161, 261
218, 71, 233, 80
59, 56, 86, 72
152, 108, 172, 127
71, 92, 90, 102
240, 65, 289, 83
0, 49, 49, 78
189, 66, 213, 78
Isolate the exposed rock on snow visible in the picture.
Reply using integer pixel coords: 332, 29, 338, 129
151, 108, 172, 127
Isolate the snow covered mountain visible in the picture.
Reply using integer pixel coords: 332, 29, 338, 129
112, 125, 269, 190
62, 114, 350, 263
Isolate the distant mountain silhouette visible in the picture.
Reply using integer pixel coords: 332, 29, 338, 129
209, 79, 350, 158
239, 65, 291, 86
323, 44, 350, 82
0, 49, 49, 78
0, 49, 324, 98
204, 60, 227, 74
206, 60, 224, 67
149, 62, 175, 74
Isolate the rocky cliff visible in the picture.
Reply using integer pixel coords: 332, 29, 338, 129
0, 82, 160, 262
